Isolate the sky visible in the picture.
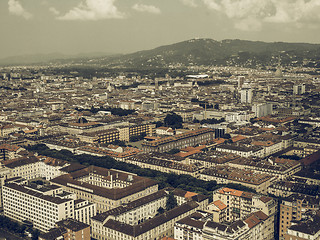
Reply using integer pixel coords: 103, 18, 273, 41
1, 0, 320, 58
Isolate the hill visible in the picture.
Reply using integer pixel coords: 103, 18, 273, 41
2, 38, 320, 68
86, 38, 320, 68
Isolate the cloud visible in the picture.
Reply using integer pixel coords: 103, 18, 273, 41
203, 0, 320, 31
58, 0, 125, 20
49, 7, 60, 15
8, 0, 32, 19
132, 3, 161, 14
180, 0, 198, 7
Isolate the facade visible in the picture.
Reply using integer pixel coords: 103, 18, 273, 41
0, 143, 25, 161
3, 181, 75, 232
175, 210, 272, 240
50, 166, 158, 213
212, 188, 276, 224
2, 178, 96, 233
284, 211, 320, 240
91, 201, 200, 240
252, 103, 273, 118
279, 194, 320, 240
39, 218, 91, 240
127, 153, 201, 177
4, 156, 42, 180
200, 167, 275, 194
293, 84, 306, 95
240, 86, 252, 104
142, 128, 214, 153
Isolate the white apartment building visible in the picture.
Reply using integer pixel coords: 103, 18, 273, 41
3, 181, 74, 232
2, 178, 96, 232
4, 156, 42, 180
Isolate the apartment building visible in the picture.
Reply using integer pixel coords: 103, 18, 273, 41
2, 178, 96, 232
188, 151, 240, 168
50, 166, 158, 212
284, 211, 320, 240
3, 156, 42, 180
91, 201, 200, 240
175, 210, 272, 240
142, 128, 214, 153
3, 155, 77, 181
228, 157, 302, 180
268, 180, 320, 198
212, 188, 276, 223
172, 188, 209, 211
3, 181, 75, 232
200, 166, 275, 194
279, 194, 320, 240
215, 143, 265, 158
78, 128, 120, 144
39, 218, 91, 240
127, 153, 202, 177
0, 143, 25, 161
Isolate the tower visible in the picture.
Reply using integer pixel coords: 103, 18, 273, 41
240, 85, 252, 104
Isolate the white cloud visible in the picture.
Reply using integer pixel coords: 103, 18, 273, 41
49, 7, 60, 15
8, 0, 32, 19
180, 0, 198, 7
132, 3, 161, 14
58, 0, 125, 20
203, 0, 320, 31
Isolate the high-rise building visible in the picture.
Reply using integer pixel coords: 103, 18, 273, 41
252, 103, 273, 117
238, 76, 245, 89
293, 84, 306, 95
240, 85, 252, 104
279, 194, 320, 240
2, 178, 96, 232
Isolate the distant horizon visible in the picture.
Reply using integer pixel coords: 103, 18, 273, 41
1, 37, 320, 61
2, 0, 320, 60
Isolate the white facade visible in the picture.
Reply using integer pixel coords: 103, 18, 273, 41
252, 103, 273, 118
3, 182, 74, 232
240, 87, 252, 104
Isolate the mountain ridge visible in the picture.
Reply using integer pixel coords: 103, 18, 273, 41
2, 38, 320, 67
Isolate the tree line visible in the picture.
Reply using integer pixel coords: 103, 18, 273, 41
26, 144, 256, 198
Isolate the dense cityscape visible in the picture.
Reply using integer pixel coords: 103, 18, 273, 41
0, 54, 319, 240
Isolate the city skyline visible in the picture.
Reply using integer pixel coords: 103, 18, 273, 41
2, 0, 320, 58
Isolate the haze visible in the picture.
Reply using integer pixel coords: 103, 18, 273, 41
1, 0, 320, 58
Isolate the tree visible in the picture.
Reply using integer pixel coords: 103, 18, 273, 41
157, 207, 165, 215
166, 148, 180, 154
166, 192, 177, 210
164, 112, 183, 129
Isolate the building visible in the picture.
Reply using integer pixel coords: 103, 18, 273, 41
174, 210, 273, 240
78, 128, 120, 144
284, 211, 320, 240
240, 85, 252, 104
127, 153, 202, 177
293, 84, 306, 95
91, 200, 200, 240
212, 187, 276, 224
50, 166, 158, 213
3, 156, 42, 180
0, 143, 25, 161
228, 157, 302, 181
252, 103, 273, 118
279, 194, 320, 240
39, 218, 91, 240
200, 166, 275, 194
142, 128, 214, 153
3, 179, 75, 232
